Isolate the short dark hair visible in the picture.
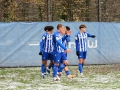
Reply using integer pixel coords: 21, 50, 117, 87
79, 24, 86, 29
57, 24, 63, 29
66, 26, 70, 31
44, 26, 54, 31
44, 26, 48, 31
47, 26, 54, 31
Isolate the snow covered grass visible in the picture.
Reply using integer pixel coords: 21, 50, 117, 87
0, 64, 120, 90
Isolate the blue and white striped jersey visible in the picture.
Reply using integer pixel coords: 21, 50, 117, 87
53, 31, 67, 53
40, 32, 53, 52
75, 32, 92, 52
63, 35, 70, 48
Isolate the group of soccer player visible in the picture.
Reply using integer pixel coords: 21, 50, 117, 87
39, 24, 96, 81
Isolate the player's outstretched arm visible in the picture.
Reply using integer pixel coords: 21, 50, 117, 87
87, 33, 96, 38
91, 35, 96, 38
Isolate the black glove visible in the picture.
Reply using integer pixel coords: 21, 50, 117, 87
91, 35, 96, 38
76, 51, 79, 56
39, 52, 42, 55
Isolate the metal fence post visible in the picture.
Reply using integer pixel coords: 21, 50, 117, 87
47, 0, 51, 21
98, 0, 101, 22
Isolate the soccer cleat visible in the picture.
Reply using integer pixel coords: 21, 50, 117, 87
57, 72, 62, 76
56, 75, 60, 80
53, 78, 58, 82
67, 74, 76, 78
47, 69, 50, 74
44, 73, 48, 76
79, 73, 85, 78
41, 74, 45, 78
53, 75, 60, 82
41, 73, 47, 78
53, 77, 59, 82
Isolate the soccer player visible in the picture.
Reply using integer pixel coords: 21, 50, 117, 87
57, 26, 76, 78
39, 26, 54, 78
63, 26, 71, 74
63, 26, 71, 49
43, 26, 54, 75
46, 26, 71, 75
52, 24, 71, 81
75, 24, 96, 77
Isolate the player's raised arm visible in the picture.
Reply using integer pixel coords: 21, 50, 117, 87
66, 35, 70, 42
65, 26, 71, 42
62, 35, 69, 42
62, 28, 71, 42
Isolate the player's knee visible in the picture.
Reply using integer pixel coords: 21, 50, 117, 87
55, 63, 59, 66
64, 66, 68, 71
63, 60, 68, 65
79, 59, 84, 63
82, 60, 85, 64
64, 63, 68, 66
60, 63, 65, 68
50, 60, 54, 64
42, 60, 47, 65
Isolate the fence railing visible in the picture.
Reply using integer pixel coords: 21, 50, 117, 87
0, 0, 120, 22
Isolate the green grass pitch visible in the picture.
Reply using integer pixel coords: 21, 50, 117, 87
0, 64, 120, 90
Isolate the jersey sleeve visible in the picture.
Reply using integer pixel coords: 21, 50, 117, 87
75, 34, 79, 51
54, 34, 67, 50
56, 40, 67, 50
62, 35, 69, 42
39, 35, 46, 52
66, 36, 70, 42
87, 33, 92, 37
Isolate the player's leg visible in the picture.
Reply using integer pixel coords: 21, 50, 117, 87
63, 53, 70, 76
63, 60, 76, 78
41, 60, 47, 76
78, 59, 85, 77
78, 59, 84, 74
41, 52, 48, 78
47, 52, 54, 74
78, 51, 86, 77
63, 62, 70, 76
83, 51, 87, 67
58, 60, 69, 75
78, 52, 84, 77
81, 51, 87, 76
53, 52, 61, 81
48, 60, 54, 69
58, 53, 68, 75
58, 53, 76, 78
64, 66, 68, 72
47, 60, 54, 74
